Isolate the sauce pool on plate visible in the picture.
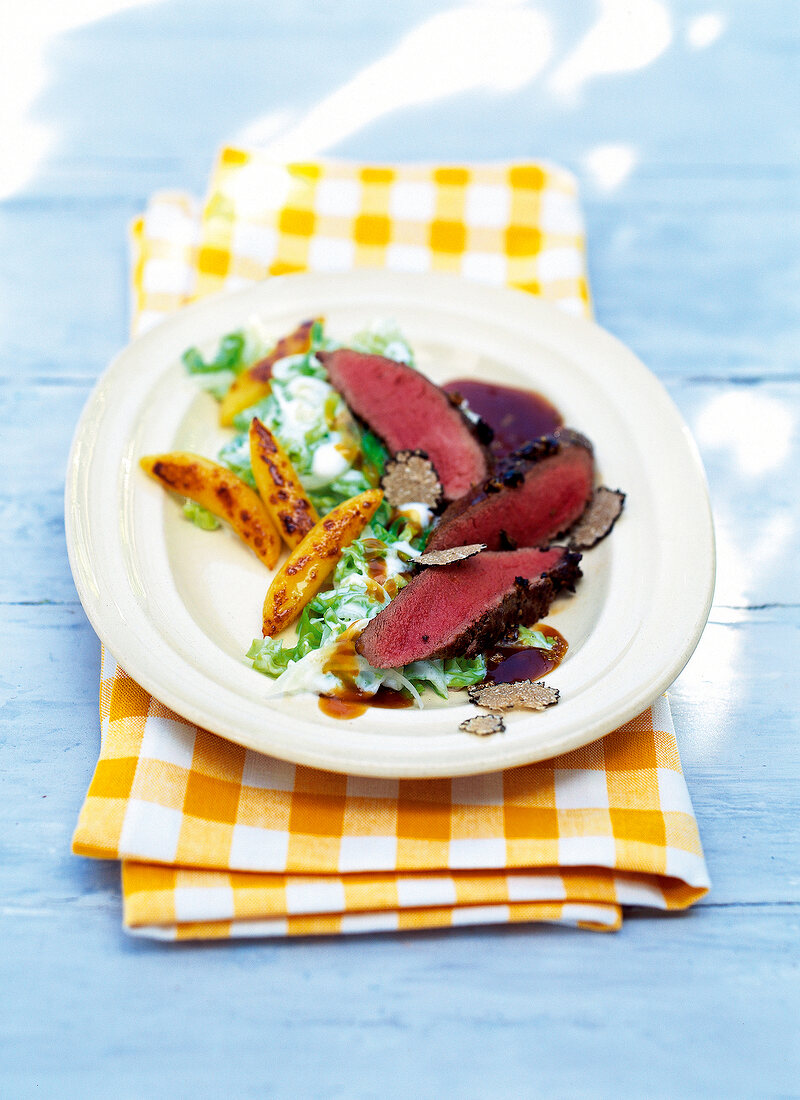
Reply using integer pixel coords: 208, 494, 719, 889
443, 379, 562, 458
318, 637, 414, 718
484, 624, 568, 684
319, 686, 413, 719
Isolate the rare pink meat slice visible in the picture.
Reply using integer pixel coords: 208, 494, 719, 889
356, 547, 581, 668
319, 349, 490, 501
425, 432, 594, 552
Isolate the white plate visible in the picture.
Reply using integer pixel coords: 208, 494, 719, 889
65, 271, 715, 778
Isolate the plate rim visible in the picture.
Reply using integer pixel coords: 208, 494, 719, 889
65, 270, 716, 777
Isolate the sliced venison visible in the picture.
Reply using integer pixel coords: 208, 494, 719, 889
425, 431, 594, 553
319, 349, 491, 501
356, 546, 581, 668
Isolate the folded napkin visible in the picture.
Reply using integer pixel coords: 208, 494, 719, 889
73, 150, 710, 938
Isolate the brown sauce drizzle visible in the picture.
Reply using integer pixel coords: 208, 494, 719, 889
484, 624, 568, 684
318, 634, 414, 719
443, 378, 563, 459
367, 557, 388, 585
319, 685, 413, 719
318, 695, 368, 719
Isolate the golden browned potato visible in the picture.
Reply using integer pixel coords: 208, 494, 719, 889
249, 417, 319, 548
262, 489, 383, 637
140, 452, 282, 568
219, 317, 320, 427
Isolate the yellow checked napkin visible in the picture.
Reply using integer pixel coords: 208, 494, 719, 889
73, 150, 710, 938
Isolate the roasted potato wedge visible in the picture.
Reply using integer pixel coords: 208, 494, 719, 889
219, 317, 320, 427
249, 417, 319, 548
262, 489, 383, 636
140, 452, 282, 568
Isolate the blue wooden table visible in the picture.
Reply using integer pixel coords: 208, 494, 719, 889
2, 2, 798, 1095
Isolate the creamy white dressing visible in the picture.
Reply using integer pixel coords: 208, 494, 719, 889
382, 539, 420, 579
277, 376, 332, 433
263, 367, 345, 486
395, 501, 435, 531
259, 647, 340, 699
458, 400, 480, 425
311, 438, 350, 481
270, 352, 316, 381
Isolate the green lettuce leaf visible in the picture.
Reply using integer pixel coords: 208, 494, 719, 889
182, 500, 221, 530
359, 429, 388, 483
182, 331, 248, 375
517, 626, 557, 651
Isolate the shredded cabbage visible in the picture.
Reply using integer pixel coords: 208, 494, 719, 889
183, 317, 490, 705
517, 625, 557, 651
182, 500, 220, 530
348, 318, 415, 366
247, 522, 486, 705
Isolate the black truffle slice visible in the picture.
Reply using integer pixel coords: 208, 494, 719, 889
468, 681, 560, 711
567, 486, 626, 550
381, 450, 443, 509
459, 714, 505, 737
415, 543, 486, 567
